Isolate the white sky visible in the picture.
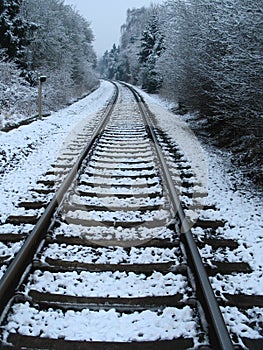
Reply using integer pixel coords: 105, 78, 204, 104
64, 0, 164, 57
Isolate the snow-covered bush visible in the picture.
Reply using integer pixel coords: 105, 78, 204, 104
0, 58, 37, 127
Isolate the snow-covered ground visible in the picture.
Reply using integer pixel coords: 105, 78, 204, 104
138, 87, 262, 291
3, 302, 197, 342
136, 87, 263, 344
0, 81, 262, 345
0, 80, 114, 223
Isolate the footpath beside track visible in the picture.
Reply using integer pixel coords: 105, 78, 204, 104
0, 82, 262, 349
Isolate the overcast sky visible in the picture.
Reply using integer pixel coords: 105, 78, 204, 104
64, 0, 164, 57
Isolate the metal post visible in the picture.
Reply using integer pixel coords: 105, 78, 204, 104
38, 76, 47, 119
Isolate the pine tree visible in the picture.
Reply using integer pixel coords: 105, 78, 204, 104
0, 0, 31, 66
138, 14, 164, 93
99, 44, 121, 80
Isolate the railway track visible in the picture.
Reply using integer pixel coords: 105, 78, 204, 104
0, 82, 262, 349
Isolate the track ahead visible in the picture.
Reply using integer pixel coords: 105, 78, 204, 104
0, 82, 248, 349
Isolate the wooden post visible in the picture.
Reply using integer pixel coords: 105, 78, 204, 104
38, 76, 47, 119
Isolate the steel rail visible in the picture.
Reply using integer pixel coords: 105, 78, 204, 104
0, 82, 119, 319
124, 83, 234, 350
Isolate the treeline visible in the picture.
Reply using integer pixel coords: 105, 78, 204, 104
0, 0, 98, 126
100, 0, 262, 185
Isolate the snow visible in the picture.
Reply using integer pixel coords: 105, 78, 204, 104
80, 174, 160, 186
52, 222, 174, 242
0, 265, 6, 280
69, 193, 165, 208
0, 241, 23, 261
221, 306, 262, 339
134, 86, 263, 342
0, 223, 33, 235
25, 270, 187, 298
201, 150, 263, 285
3, 302, 197, 342
75, 183, 162, 195
0, 81, 115, 223
0, 81, 262, 345
89, 160, 155, 169
84, 167, 157, 177
64, 208, 170, 226
41, 244, 180, 265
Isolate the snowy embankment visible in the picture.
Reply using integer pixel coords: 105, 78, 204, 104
138, 87, 262, 272
136, 87, 263, 341
0, 80, 114, 223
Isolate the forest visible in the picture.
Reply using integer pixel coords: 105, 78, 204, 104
0, 0, 98, 127
100, 0, 262, 186
0, 0, 262, 185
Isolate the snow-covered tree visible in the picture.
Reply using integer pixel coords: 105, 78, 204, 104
205, 0, 263, 119
0, 0, 98, 125
156, 0, 209, 112
159, 0, 262, 117
157, 0, 262, 183
0, 0, 33, 68
139, 13, 164, 92
99, 44, 131, 82
99, 44, 120, 79
100, 5, 165, 89
20, 0, 98, 104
